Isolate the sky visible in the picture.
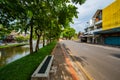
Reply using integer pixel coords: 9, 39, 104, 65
71, 0, 115, 33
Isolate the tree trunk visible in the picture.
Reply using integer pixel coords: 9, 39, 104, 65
46, 39, 49, 45
29, 19, 33, 53
35, 34, 41, 52
50, 29, 52, 43
50, 38, 51, 43
43, 32, 45, 47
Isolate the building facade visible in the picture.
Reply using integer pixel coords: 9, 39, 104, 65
83, 0, 120, 46
84, 10, 103, 44
102, 0, 120, 45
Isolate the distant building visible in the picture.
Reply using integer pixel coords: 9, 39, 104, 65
3, 30, 18, 43
78, 32, 87, 42
84, 9, 103, 44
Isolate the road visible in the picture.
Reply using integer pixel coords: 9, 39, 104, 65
61, 40, 120, 80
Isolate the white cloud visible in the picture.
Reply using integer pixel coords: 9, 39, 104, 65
71, 0, 115, 33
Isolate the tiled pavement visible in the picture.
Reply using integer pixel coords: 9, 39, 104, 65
50, 42, 82, 80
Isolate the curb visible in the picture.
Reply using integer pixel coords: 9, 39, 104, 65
51, 42, 58, 55
60, 43, 80, 80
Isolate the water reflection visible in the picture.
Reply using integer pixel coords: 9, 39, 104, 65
0, 43, 43, 67
0, 45, 29, 66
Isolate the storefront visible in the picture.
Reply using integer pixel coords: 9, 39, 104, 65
95, 27, 120, 46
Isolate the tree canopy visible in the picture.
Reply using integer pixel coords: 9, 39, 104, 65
0, 0, 86, 53
62, 27, 76, 40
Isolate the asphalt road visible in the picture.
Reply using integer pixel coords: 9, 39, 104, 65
61, 40, 120, 80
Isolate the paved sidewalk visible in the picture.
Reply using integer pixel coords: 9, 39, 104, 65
50, 42, 81, 80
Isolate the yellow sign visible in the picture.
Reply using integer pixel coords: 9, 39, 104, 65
102, 0, 120, 30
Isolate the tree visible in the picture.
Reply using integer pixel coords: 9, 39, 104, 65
71, 0, 86, 4
62, 27, 76, 40
0, 0, 86, 53
0, 25, 10, 40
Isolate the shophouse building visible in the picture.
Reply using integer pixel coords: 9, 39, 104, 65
101, 0, 120, 45
84, 0, 120, 46
84, 9, 103, 44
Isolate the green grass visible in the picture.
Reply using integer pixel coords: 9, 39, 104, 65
0, 41, 57, 80
0, 43, 29, 49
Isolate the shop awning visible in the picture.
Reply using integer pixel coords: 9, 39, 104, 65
94, 27, 120, 34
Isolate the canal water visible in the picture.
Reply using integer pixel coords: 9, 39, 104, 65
0, 43, 43, 67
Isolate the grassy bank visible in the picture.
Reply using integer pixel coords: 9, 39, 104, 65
0, 43, 29, 49
0, 41, 57, 80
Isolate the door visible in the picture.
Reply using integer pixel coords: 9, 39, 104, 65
105, 36, 120, 46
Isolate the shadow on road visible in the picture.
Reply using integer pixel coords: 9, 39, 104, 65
110, 53, 120, 59
71, 55, 89, 67
62, 43, 88, 67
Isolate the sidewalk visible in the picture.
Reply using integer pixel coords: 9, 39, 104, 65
50, 42, 82, 80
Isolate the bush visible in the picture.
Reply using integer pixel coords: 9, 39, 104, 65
15, 35, 29, 42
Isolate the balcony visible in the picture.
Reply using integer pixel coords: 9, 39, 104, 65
95, 20, 102, 25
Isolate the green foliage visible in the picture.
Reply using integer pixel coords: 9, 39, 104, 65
15, 35, 29, 42
73, 33, 78, 40
71, 0, 86, 4
58, 4, 78, 27
0, 0, 85, 52
0, 41, 57, 80
62, 27, 76, 40
0, 24, 11, 39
